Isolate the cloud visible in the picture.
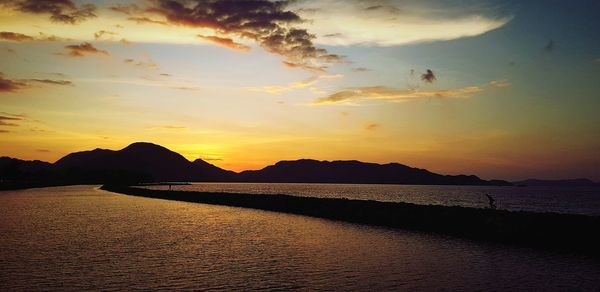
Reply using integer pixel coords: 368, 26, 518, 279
365, 123, 381, 131
109, 4, 141, 15
0, 31, 34, 42
352, 67, 370, 72
0, 73, 28, 92
293, 0, 511, 46
28, 79, 73, 86
421, 69, 436, 83
197, 35, 250, 51
1, 0, 97, 24
124, 58, 159, 70
0, 113, 24, 127
1, 46, 16, 54
36, 149, 50, 152
146, 0, 344, 71
0, 72, 73, 93
127, 16, 168, 25
314, 85, 482, 105
146, 125, 188, 131
64, 42, 109, 57
593, 58, 600, 64
94, 30, 117, 40
544, 40, 555, 52
250, 74, 343, 94
490, 79, 511, 88
0, 31, 65, 42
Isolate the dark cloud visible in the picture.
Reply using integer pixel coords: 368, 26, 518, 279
323, 33, 342, 38
0, 121, 18, 126
421, 69, 436, 83
64, 42, 109, 57
544, 40, 555, 52
0, 31, 34, 42
198, 34, 250, 51
0, 74, 27, 92
128, 16, 168, 25
0, 113, 24, 127
366, 5, 383, 10
36, 149, 51, 152
365, 123, 381, 131
160, 73, 171, 77
109, 4, 141, 15
0, 31, 66, 42
146, 0, 344, 71
0, 72, 73, 93
28, 79, 73, 86
352, 67, 370, 72
1, 0, 97, 24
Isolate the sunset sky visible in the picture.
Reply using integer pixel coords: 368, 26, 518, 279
1, 0, 599, 180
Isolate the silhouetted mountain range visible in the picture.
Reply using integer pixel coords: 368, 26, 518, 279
512, 179, 600, 187
0, 141, 561, 188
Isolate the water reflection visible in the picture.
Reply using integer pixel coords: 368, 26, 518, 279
1, 186, 599, 290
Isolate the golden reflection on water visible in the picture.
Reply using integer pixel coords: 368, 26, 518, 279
1, 186, 599, 291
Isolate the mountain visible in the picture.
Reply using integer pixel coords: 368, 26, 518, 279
239, 159, 509, 185
2, 142, 512, 186
512, 179, 599, 187
54, 142, 234, 183
0, 157, 56, 181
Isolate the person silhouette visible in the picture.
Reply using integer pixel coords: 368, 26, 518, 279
485, 194, 496, 209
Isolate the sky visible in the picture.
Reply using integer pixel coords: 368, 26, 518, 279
1, 0, 599, 180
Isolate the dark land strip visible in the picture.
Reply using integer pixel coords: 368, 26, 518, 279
101, 184, 600, 258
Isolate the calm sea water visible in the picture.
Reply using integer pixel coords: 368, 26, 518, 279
1, 185, 599, 291
146, 183, 600, 216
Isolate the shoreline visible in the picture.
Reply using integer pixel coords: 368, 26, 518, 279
101, 184, 600, 258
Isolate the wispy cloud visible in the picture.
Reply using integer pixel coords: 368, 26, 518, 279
0, 74, 28, 93
0, 112, 25, 128
352, 67, 370, 72
0, 72, 73, 93
314, 85, 482, 105
490, 79, 511, 88
127, 16, 168, 25
0, 31, 65, 42
197, 35, 250, 51
123, 58, 159, 70
544, 40, 555, 52
294, 0, 511, 46
250, 74, 343, 94
64, 42, 109, 57
94, 30, 117, 40
365, 123, 382, 131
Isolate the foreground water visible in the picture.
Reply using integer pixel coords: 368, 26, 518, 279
1, 186, 599, 291
146, 183, 600, 216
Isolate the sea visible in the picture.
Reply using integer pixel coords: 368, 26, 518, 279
1, 184, 599, 291
145, 183, 600, 216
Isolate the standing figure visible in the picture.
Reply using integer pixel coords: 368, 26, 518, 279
485, 194, 497, 209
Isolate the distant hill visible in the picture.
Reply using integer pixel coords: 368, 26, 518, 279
0, 157, 56, 181
54, 142, 235, 183
2, 142, 515, 186
512, 179, 599, 187
239, 159, 509, 186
